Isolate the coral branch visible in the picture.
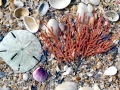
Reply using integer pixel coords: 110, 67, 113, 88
40, 13, 116, 63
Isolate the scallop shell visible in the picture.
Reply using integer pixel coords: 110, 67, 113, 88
37, 1, 49, 16
103, 11, 119, 22
48, 0, 71, 9
46, 19, 59, 36
14, 7, 29, 20
23, 16, 39, 33
14, 0, 24, 7
55, 82, 78, 90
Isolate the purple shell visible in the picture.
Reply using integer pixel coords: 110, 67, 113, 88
33, 67, 48, 82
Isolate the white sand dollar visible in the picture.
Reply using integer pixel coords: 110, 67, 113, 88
0, 30, 43, 73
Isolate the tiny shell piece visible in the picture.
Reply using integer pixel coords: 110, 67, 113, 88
55, 82, 78, 90
37, 1, 49, 16
48, 0, 71, 9
23, 73, 29, 81
103, 11, 119, 22
104, 66, 117, 75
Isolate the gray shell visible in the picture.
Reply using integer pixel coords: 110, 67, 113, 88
0, 30, 43, 73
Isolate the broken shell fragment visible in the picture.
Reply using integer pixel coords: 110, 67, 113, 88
46, 19, 59, 36
37, 1, 49, 16
23, 16, 39, 33
33, 67, 48, 82
48, 0, 71, 9
103, 11, 119, 22
55, 82, 78, 90
14, 7, 29, 20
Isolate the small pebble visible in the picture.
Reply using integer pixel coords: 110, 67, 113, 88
0, 71, 5, 78
79, 81, 84, 86
86, 72, 93, 76
23, 73, 29, 81
84, 75, 89, 79
31, 85, 37, 90
104, 66, 117, 75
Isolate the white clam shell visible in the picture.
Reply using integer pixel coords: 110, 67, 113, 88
46, 19, 59, 36
55, 82, 78, 90
49, 0, 71, 9
23, 16, 39, 33
87, 4, 94, 13
104, 66, 117, 75
37, 1, 49, 16
103, 11, 119, 22
14, 7, 29, 20
14, 0, 24, 7
90, 0, 100, 5
0, 12, 3, 19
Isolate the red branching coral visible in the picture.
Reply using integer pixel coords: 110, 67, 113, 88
40, 13, 116, 63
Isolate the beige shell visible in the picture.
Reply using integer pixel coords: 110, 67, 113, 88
23, 16, 39, 33
48, 0, 71, 9
55, 82, 78, 90
14, 7, 29, 20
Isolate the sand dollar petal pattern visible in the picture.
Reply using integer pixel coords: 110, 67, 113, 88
0, 30, 43, 73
